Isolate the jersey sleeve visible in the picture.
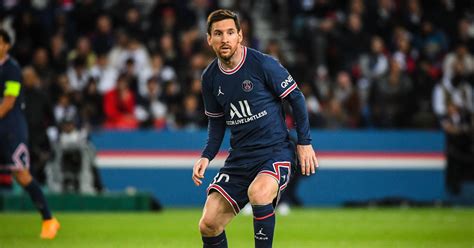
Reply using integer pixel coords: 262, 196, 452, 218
262, 55, 297, 99
3, 64, 22, 97
201, 74, 224, 118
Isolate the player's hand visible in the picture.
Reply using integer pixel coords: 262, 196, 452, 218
192, 157, 210, 186
297, 145, 318, 176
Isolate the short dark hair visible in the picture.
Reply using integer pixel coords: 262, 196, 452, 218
207, 9, 240, 35
0, 29, 11, 44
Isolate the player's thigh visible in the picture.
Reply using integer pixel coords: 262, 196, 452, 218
201, 191, 235, 227
248, 174, 279, 205
1, 130, 29, 166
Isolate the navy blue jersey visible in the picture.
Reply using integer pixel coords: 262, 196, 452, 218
0, 56, 26, 129
201, 47, 300, 165
0, 56, 29, 170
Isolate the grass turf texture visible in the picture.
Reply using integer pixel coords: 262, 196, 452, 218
0, 208, 473, 247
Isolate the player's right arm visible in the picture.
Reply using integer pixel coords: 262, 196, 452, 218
192, 71, 226, 186
192, 117, 226, 186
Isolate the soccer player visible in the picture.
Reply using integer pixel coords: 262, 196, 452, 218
192, 10, 318, 248
0, 30, 60, 239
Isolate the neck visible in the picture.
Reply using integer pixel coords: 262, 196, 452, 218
0, 54, 8, 64
219, 45, 243, 70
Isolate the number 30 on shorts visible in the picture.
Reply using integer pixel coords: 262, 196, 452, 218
212, 173, 230, 184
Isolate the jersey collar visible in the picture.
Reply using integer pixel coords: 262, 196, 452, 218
218, 46, 247, 75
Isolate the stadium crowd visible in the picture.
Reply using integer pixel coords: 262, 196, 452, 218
0, 0, 473, 132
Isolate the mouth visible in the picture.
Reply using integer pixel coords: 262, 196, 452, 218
220, 46, 231, 52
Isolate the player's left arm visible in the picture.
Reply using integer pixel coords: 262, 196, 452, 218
285, 89, 318, 176
0, 80, 20, 118
262, 55, 318, 176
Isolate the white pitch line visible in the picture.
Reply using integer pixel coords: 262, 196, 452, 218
96, 156, 444, 169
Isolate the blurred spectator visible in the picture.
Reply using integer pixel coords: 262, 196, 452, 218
54, 93, 79, 126
321, 97, 349, 129
135, 77, 167, 129
414, 19, 448, 63
433, 60, 473, 117
120, 57, 139, 95
49, 33, 68, 74
411, 58, 438, 128
103, 74, 138, 129
359, 35, 389, 83
401, 0, 423, 35
454, 18, 474, 54
175, 94, 206, 130
440, 102, 474, 195
124, 7, 145, 42
392, 27, 418, 75
336, 13, 370, 72
49, 73, 72, 103
442, 43, 474, 81
67, 36, 96, 68
31, 47, 54, 87
312, 66, 331, 104
161, 80, 182, 124
23, 67, 56, 185
81, 77, 104, 129
300, 83, 324, 128
91, 14, 115, 54
115, 37, 150, 77
370, 59, 414, 127
366, 0, 397, 44
138, 52, 176, 97
333, 71, 362, 127
67, 56, 90, 92
107, 29, 129, 71
89, 52, 119, 94
159, 32, 179, 68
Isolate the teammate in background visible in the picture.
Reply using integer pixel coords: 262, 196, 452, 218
0, 30, 60, 239
192, 10, 318, 248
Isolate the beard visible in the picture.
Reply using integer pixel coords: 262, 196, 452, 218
216, 45, 237, 62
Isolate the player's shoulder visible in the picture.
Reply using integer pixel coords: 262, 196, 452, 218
247, 47, 282, 70
246, 47, 268, 63
201, 58, 218, 84
4, 57, 22, 74
2, 57, 21, 80
247, 47, 277, 62
6, 57, 21, 69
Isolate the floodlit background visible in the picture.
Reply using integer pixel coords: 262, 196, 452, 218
0, 0, 473, 247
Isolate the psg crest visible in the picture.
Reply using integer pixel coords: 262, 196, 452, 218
242, 80, 253, 92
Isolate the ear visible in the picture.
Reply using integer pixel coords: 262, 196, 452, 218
238, 30, 243, 43
207, 33, 212, 46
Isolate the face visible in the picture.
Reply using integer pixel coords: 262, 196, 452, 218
0, 37, 10, 58
207, 19, 242, 61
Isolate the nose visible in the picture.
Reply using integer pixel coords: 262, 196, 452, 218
222, 33, 229, 43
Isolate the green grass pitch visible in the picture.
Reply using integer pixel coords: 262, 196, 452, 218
0, 208, 473, 247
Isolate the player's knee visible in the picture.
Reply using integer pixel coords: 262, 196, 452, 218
199, 217, 223, 236
248, 188, 275, 205
13, 169, 32, 186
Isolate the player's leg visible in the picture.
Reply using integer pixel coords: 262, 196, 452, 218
9, 142, 60, 239
248, 174, 279, 248
199, 191, 235, 248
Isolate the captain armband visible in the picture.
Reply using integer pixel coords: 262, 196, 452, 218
3, 81, 21, 97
